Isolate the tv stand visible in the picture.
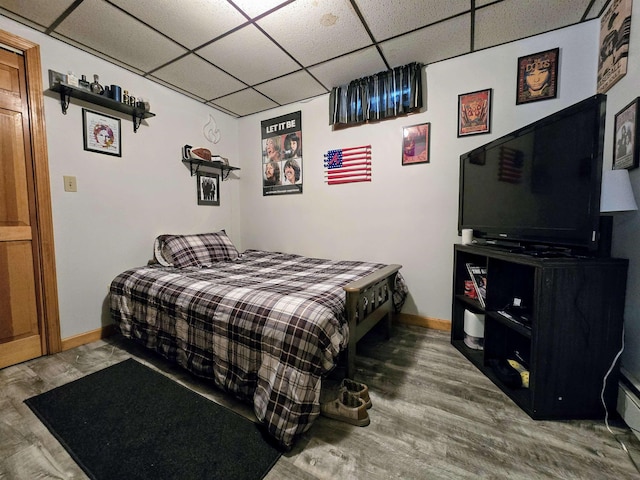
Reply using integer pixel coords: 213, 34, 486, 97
451, 244, 628, 419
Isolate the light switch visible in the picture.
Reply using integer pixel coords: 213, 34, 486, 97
63, 175, 77, 192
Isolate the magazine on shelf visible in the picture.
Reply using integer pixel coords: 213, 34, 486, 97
465, 263, 487, 308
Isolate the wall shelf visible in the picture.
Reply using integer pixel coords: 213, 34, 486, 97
182, 158, 240, 180
49, 82, 155, 132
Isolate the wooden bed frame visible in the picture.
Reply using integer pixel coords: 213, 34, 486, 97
343, 263, 402, 378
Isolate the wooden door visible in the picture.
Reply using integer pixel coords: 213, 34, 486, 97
0, 31, 61, 368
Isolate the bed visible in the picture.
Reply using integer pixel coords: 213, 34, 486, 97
109, 231, 406, 449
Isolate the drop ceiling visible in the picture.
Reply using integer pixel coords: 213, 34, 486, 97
0, 0, 608, 118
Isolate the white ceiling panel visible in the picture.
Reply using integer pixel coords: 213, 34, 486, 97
0, 0, 602, 117
109, 0, 247, 50
474, 0, 594, 50
54, 0, 187, 72
231, 0, 292, 19
308, 46, 387, 89
380, 13, 471, 69
197, 24, 300, 84
257, 0, 371, 66
210, 89, 279, 117
361, 0, 470, 42
151, 54, 246, 100
255, 70, 326, 105
0, 0, 74, 30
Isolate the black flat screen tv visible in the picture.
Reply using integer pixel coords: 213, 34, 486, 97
458, 94, 607, 254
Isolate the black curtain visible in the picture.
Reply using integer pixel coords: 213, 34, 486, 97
329, 62, 423, 127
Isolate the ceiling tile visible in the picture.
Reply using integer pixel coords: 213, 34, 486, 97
151, 54, 246, 100
475, 0, 592, 50
0, 0, 604, 117
254, 70, 327, 106
0, 0, 75, 29
231, 0, 292, 19
197, 24, 300, 85
380, 13, 471, 67
308, 46, 387, 89
257, 0, 371, 66
48, 32, 146, 76
210, 89, 279, 117
54, 0, 187, 72
109, 0, 247, 50
360, 0, 470, 42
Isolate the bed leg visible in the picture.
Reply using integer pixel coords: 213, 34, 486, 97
346, 336, 356, 379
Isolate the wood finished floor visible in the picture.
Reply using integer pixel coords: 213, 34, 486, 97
2, 324, 640, 479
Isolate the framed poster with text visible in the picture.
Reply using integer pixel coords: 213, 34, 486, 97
261, 111, 302, 196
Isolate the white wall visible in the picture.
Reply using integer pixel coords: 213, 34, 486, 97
237, 21, 600, 322
4, 9, 639, 386
0, 16, 240, 339
603, 1, 640, 380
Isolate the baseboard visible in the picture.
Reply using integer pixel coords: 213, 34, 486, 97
59, 315, 449, 352
61, 324, 117, 351
395, 313, 451, 332
619, 368, 640, 441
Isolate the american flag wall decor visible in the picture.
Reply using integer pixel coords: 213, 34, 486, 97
324, 145, 372, 185
498, 146, 524, 183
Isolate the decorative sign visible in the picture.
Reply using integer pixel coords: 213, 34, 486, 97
457, 89, 492, 137
598, 0, 633, 93
324, 145, 371, 185
261, 111, 302, 196
516, 48, 559, 105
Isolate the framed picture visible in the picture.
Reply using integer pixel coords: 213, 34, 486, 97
613, 98, 639, 170
458, 89, 491, 137
516, 47, 559, 105
197, 171, 220, 206
48, 69, 66, 88
402, 122, 430, 165
598, 0, 632, 93
82, 109, 121, 157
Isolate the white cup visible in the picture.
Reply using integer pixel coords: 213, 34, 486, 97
462, 229, 473, 245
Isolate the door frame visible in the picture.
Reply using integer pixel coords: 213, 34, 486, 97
1, 29, 61, 354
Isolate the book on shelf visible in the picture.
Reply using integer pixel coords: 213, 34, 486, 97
466, 263, 487, 308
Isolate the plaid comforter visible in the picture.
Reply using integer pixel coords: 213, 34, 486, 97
109, 249, 406, 449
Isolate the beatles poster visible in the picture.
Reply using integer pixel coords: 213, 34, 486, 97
261, 111, 302, 196
598, 0, 633, 93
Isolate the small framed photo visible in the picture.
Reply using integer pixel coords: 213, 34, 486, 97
516, 48, 559, 105
613, 97, 639, 170
402, 122, 430, 165
458, 89, 492, 137
197, 172, 220, 206
82, 109, 121, 157
48, 69, 66, 88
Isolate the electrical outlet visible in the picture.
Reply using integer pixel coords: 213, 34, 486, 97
63, 175, 77, 192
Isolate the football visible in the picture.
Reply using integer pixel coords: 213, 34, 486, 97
189, 147, 212, 161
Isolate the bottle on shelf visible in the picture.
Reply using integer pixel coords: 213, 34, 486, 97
90, 74, 104, 95
78, 75, 90, 91
122, 90, 129, 104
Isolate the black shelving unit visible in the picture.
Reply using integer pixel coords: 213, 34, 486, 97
49, 82, 155, 132
181, 158, 240, 181
451, 244, 628, 419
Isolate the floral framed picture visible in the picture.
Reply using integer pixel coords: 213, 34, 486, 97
402, 122, 430, 165
516, 48, 559, 105
458, 89, 492, 137
197, 171, 220, 206
82, 109, 121, 157
613, 97, 639, 170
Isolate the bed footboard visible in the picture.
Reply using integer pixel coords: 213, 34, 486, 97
343, 264, 402, 378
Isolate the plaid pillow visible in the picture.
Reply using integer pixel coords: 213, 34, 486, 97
153, 231, 239, 267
